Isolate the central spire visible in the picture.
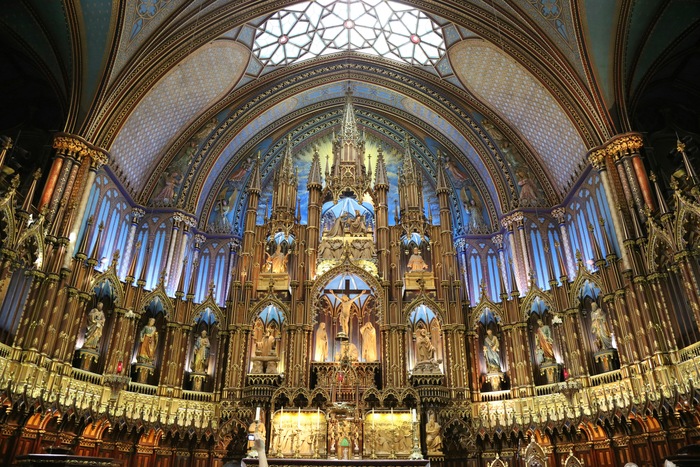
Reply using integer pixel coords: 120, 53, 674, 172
325, 82, 370, 202
340, 86, 361, 145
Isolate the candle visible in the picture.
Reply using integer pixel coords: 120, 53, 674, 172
412, 408, 417, 423
255, 406, 261, 421
297, 407, 301, 429
316, 407, 320, 430
390, 407, 394, 426
372, 408, 375, 429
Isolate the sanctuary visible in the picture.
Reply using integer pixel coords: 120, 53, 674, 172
0, 1, 699, 467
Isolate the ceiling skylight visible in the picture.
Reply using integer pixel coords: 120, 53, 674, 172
252, 0, 446, 67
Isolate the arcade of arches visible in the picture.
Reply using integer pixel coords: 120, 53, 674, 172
0, 1, 700, 466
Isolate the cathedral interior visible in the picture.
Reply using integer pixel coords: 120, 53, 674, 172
1, 1, 700, 466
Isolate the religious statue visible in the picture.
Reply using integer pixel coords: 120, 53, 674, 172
534, 319, 555, 364
192, 330, 211, 373
265, 242, 290, 273
590, 302, 613, 351
483, 329, 501, 373
315, 322, 329, 362
407, 247, 429, 272
360, 321, 377, 362
465, 198, 487, 233
83, 302, 105, 349
326, 213, 347, 237
329, 290, 366, 337
319, 238, 344, 260
137, 317, 159, 364
335, 342, 359, 361
253, 319, 264, 354
261, 329, 277, 357
348, 210, 369, 235
415, 327, 436, 364
425, 411, 443, 455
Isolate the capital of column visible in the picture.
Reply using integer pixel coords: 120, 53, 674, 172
194, 234, 207, 248
492, 234, 504, 248
605, 133, 644, 161
587, 147, 608, 171
551, 207, 566, 224
131, 207, 146, 222
86, 147, 110, 170
52, 133, 110, 164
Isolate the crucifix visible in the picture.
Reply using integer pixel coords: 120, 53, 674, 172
325, 278, 367, 340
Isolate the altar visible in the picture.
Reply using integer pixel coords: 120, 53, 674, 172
241, 459, 430, 467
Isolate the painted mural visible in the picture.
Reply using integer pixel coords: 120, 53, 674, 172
150, 117, 220, 207
480, 118, 544, 208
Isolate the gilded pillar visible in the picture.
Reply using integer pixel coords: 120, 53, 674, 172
223, 324, 250, 399
120, 208, 146, 278
609, 134, 648, 219
104, 307, 138, 376
63, 148, 109, 269
588, 149, 631, 270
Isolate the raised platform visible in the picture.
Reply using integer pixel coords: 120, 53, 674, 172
242, 459, 430, 467
15, 454, 115, 466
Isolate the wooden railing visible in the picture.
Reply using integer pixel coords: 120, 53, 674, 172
71, 368, 104, 385
479, 390, 511, 402
589, 370, 621, 386
128, 381, 157, 395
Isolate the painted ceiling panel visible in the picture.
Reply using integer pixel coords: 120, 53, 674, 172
110, 41, 249, 191
28, 0, 72, 77
450, 39, 587, 192
630, 1, 700, 93
80, 0, 115, 113
1, 1, 67, 91
581, 0, 617, 105
110, 0, 183, 81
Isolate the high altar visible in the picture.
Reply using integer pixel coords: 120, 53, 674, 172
236, 91, 452, 462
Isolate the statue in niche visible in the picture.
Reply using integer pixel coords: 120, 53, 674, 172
192, 330, 211, 373
348, 210, 369, 235
327, 213, 347, 237
425, 411, 443, 455
590, 302, 613, 351
83, 303, 105, 350
360, 321, 377, 362
315, 322, 329, 362
137, 317, 159, 364
264, 242, 290, 273
415, 327, 436, 364
407, 247, 429, 272
261, 329, 276, 357
329, 290, 366, 337
483, 329, 502, 373
534, 319, 555, 364
517, 169, 540, 207
253, 319, 264, 354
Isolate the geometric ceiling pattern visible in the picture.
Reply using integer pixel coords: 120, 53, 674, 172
110, 41, 248, 191
450, 39, 587, 193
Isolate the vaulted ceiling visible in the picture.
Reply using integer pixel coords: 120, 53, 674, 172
1, 0, 699, 233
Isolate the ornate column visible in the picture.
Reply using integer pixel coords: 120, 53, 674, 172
551, 208, 574, 277
587, 149, 631, 270
63, 147, 109, 269
503, 323, 533, 395
169, 216, 195, 292
120, 208, 146, 278
39, 134, 81, 210
104, 308, 138, 376
223, 324, 250, 399
608, 134, 650, 219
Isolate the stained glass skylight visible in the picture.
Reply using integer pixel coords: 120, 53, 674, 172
252, 0, 446, 67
